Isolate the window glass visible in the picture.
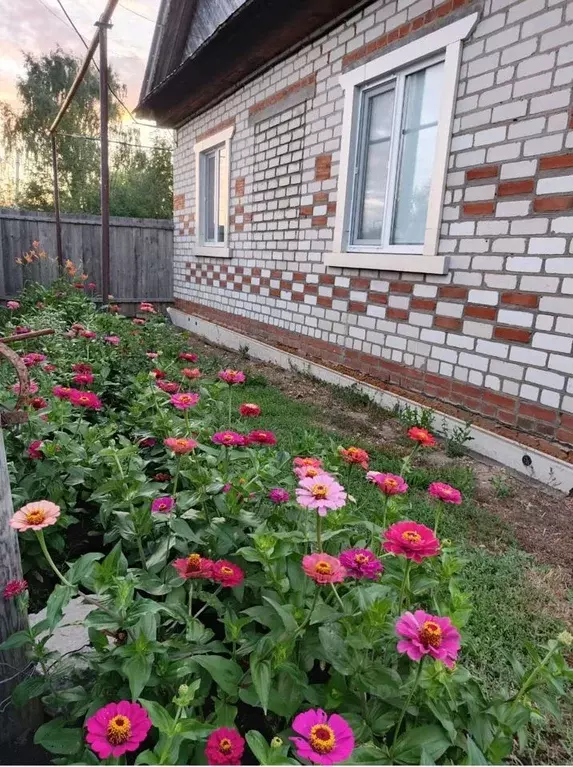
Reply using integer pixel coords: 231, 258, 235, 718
205, 151, 217, 242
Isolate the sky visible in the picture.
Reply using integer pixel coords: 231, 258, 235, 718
0, 0, 161, 119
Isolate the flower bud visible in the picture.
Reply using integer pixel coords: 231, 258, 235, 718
558, 630, 573, 647
271, 737, 283, 749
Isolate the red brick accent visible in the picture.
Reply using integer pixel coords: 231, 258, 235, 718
464, 305, 497, 320
235, 177, 245, 197
235, 204, 244, 215
313, 192, 329, 204
299, 205, 313, 217
173, 298, 573, 457
497, 179, 535, 196
312, 215, 328, 227
411, 297, 437, 311
539, 153, 573, 171
327, 202, 337, 216
533, 196, 573, 212
501, 292, 539, 308
315, 154, 332, 181
494, 326, 532, 343
173, 194, 185, 211
387, 307, 409, 320
248, 73, 316, 116
438, 285, 468, 300
196, 117, 235, 144
389, 282, 413, 293
466, 165, 500, 181
349, 301, 367, 313
434, 316, 462, 330
342, 0, 474, 69
350, 278, 370, 290
463, 201, 495, 216
369, 292, 388, 305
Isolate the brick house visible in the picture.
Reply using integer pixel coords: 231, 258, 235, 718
138, 0, 573, 464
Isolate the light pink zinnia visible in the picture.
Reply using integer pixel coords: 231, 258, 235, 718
6, 300, 20, 310
145, 351, 159, 359
86, 700, 151, 759
302, 553, 346, 584
339, 548, 383, 580
428, 482, 462, 505
182, 367, 201, 379
296, 473, 346, 516
290, 709, 354, 765
104, 335, 120, 345
205, 727, 245, 766
164, 437, 198, 454
218, 369, 245, 385
173, 553, 213, 579
170, 392, 200, 410
11, 500, 60, 532
12, 380, 39, 395
3, 579, 28, 600
69, 390, 102, 410
212, 431, 247, 447
383, 521, 440, 563
367, 472, 409, 495
396, 610, 461, 668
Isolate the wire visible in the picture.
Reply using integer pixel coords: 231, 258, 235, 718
59, 131, 171, 150
34, 0, 69, 25
118, 2, 161, 25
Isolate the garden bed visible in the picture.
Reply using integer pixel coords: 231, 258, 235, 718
0, 282, 571, 766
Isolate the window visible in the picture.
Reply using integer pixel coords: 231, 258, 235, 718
330, 13, 478, 274
194, 123, 234, 257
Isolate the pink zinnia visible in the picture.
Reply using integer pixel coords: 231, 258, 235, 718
30, 396, 47, 411
133, 318, 145, 325
170, 392, 200, 410
72, 363, 92, 374
80, 330, 96, 340
211, 560, 244, 587
179, 352, 198, 362
182, 367, 201, 379
156, 380, 179, 394
339, 446, 369, 469
69, 390, 102, 410
428, 482, 462, 505
212, 431, 247, 447
290, 709, 354, 765
367, 472, 408, 496
247, 430, 277, 445
43, 364, 57, 373
173, 553, 214, 580
6, 300, 20, 310
145, 351, 159, 359
73, 372, 95, 386
139, 302, 156, 313
15, 325, 31, 334
164, 437, 198, 454
151, 496, 175, 514
86, 700, 151, 759
396, 610, 461, 668
268, 488, 290, 504
3, 579, 28, 600
205, 727, 245, 766
295, 465, 325, 480
339, 548, 383, 580
407, 426, 436, 447
383, 521, 440, 563
296, 473, 346, 516
218, 369, 245, 385
11, 500, 60, 532
151, 368, 166, 379
12, 380, 39, 395
28, 440, 44, 460
239, 403, 261, 417
302, 553, 346, 585
294, 457, 323, 470
22, 352, 46, 367
53, 385, 72, 400
104, 335, 120, 346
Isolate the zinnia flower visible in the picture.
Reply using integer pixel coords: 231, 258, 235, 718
43, 364, 57, 373
73, 372, 95, 386
290, 709, 354, 765
104, 335, 120, 345
53, 385, 72, 400
12, 380, 39, 395
367, 472, 408, 495
296, 473, 346, 516
154, 472, 171, 482
339, 446, 369, 469
22, 352, 46, 367
164, 437, 198, 454
133, 318, 145, 325
247, 430, 276, 445
212, 431, 247, 447
182, 367, 201, 379
205, 727, 245, 766
428, 482, 462, 505
3, 579, 28, 600
295, 465, 324, 480
396, 610, 461, 668
268, 488, 290, 504
151, 368, 166, 379
339, 548, 383, 580
80, 330, 97, 340
383, 521, 440, 563
138, 437, 156, 448
407, 426, 436, 447
28, 440, 44, 460
139, 302, 156, 313
239, 403, 261, 417
156, 380, 179, 393
294, 457, 323, 470
86, 701, 151, 759
145, 351, 159, 359
218, 369, 245, 385
6, 300, 20, 310
211, 560, 244, 587
170, 392, 200, 409
11, 500, 60, 532
179, 352, 198, 362
69, 390, 102, 410
151, 496, 175, 514
72, 363, 92, 374
302, 554, 346, 585
173, 553, 214, 580
30, 396, 47, 411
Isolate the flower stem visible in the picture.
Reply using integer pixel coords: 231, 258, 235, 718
330, 582, 345, 612
228, 386, 233, 428
433, 501, 443, 536
188, 582, 194, 616
184, 408, 190, 436
316, 514, 323, 552
172, 455, 182, 497
393, 658, 424, 747
511, 645, 558, 710
36, 530, 73, 588
398, 558, 412, 613
194, 585, 223, 620
297, 588, 319, 634
137, 536, 147, 571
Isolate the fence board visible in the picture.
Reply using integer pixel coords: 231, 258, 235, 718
0, 208, 173, 303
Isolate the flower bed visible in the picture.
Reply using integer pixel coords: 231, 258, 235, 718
1, 282, 572, 765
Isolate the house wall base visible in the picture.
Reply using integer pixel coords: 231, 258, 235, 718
169, 302, 573, 493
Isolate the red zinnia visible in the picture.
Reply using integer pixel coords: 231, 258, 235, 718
339, 446, 369, 469
239, 403, 261, 417
156, 380, 179, 393
72, 363, 93, 374
407, 426, 436, 447
3, 579, 28, 600
211, 560, 244, 587
30, 396, 47, 411
28, 440, 44, 460
179, 352, 198, 362
247, 430, 277, 445
151, 368, 166, 379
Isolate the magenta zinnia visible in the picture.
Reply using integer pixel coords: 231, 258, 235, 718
302, 553, 346, 584
383, 521, 440, 562
247, 429, 277, 445
69, 390, 102, 410
367, 471, 408, 495
428, 482, 462, 505
205, 727, 245, 766
290, 709, 354, 765
170, 392, 200, 410
296, 473, 346, 516
212, 431, 247, 447
3, 579, 28, 600
339, 548, 383, 580
211, 560, 244, 587
396, 610, 461, 668
85, 701, 151, 759
268, 488, 290, 504
218, 369, 245, 384
151, 496, 175, 514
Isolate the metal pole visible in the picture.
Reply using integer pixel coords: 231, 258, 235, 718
98, 22, 111, 305
51, 134, 63, 271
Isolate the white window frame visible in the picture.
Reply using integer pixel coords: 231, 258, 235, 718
329, 13, 478, 275
194, 124, 234, 258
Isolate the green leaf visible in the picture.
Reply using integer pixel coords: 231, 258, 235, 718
177, 718, 213, 741
123, 653, 153, 700
46, 584, 75, 629
88, 626, 108, 652
34, 719, 82, 755
318, 626, 351, 675
393, 725, 450, 764
214, 701, 237, 727
465, 735, 489, 765
135, 749, 160, 765
262, 596, 297, 633
140, 699, 175, 734
250, 657, 272, 714
193, 655, 242, 696
350, 744, 391, 764
0, 630, 32, 650
246, 731, 271, 764
66, 552, 104, 586
12, 675, 47, 707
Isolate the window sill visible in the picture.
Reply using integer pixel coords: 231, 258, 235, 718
195, 245, 231, 258
325, 251, 449, 275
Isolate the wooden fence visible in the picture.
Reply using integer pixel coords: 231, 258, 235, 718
0, 208, 173, 305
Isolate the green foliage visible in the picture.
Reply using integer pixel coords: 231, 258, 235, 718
442, 418, 474, 458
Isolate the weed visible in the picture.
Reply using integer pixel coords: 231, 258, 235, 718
443, 418, 474, 457
394, 403, 435, 430
490, 471, 515, 498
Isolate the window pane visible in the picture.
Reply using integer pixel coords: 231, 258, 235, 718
392, 62, 444, 245
356, 88, 395, 242
205, 153, 216, 242
217, 145, 228, 243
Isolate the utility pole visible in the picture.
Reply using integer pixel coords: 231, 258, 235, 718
51, 135, 63, 271
97, 19, 112, 305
